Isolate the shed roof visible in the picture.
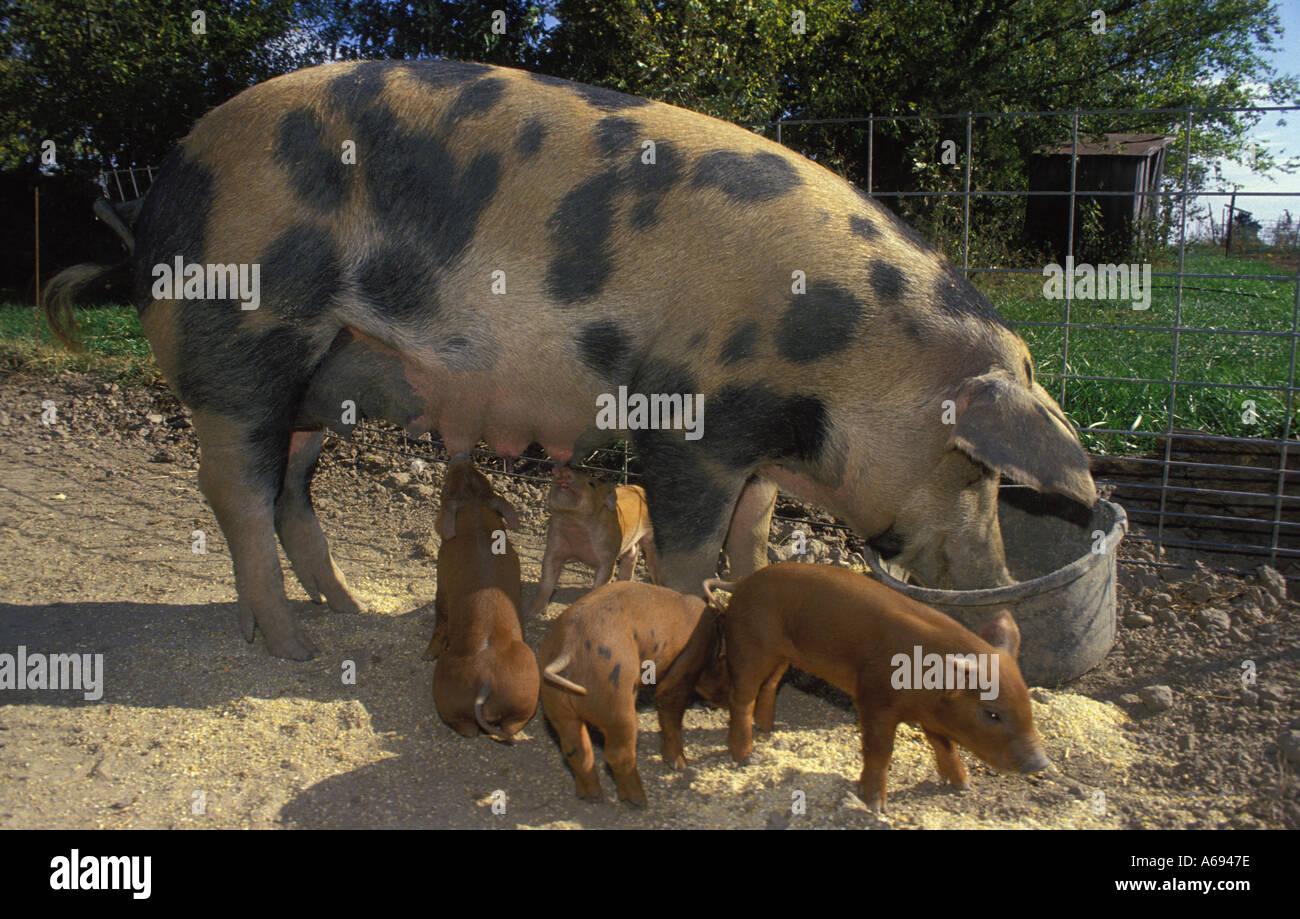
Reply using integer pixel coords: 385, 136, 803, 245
1036, 133, 1175, 157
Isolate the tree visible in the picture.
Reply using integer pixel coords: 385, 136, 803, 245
0, 0, 313, 172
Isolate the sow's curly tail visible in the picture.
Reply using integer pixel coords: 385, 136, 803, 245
41, 197, 142, 351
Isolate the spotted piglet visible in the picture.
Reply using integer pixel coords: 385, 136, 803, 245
528, 465, 658, 617
538, 581, 727, 806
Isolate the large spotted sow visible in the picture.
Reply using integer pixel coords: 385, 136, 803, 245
46, 60, 1095, 660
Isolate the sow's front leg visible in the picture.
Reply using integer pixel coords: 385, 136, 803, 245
636, 434, 749, 596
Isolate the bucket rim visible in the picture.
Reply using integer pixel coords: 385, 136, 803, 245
864, 498, 1129, 607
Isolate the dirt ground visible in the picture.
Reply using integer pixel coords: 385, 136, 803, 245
1, 371, 1297, 829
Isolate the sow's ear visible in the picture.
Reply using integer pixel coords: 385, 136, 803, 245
980, 609, 1022, 659
602, 486, 619, 512
950, 371, 1097, 506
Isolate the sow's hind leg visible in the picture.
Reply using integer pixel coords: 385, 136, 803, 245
190, 409, 320, 660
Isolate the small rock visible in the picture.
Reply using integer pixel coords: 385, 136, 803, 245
1139, 685, 1174, 712
383, 472, 412, 490
1119, 692, 1142, 707
404, 483, 436, 501
1159, 566, 1194, 584
1231, 602, 1265, 624
0, 410, 9, 426
1194, 608, 1231, 632
1182, 582, 1212, 604
765, 812, 789, 830
1257, 565, 1287, 603
1284, 732, 1300, 766
1150, 592, 1174, 606
1177, 733, 1196, 752
1124, 613, 1154, 629
145, 412, 164, 425
1257, 683, 1285, 704
1239, 689, 1259, 706
1121, 566, 1161, 591
1153, 608, 1178, 626
1030, 689, 1054, 703
1261, 700, 1278, 713
150, 448, 178, 464
361, 452, 387, 473
1229, 627, 1251, 643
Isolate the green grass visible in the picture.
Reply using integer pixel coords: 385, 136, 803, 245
4, 244, 1297, 454
981, 247, 1300, 453
0, 301, 159, 382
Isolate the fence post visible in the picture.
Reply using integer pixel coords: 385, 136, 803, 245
962, 112, 972, 274
33, 187, 40, 331
1155, 107, 1195, 558
1270, 239, 1300, 564
867, 114, 874, 196
1059, 111, 1079, 408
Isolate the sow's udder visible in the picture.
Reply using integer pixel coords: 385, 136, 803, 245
294, 329, 595, 462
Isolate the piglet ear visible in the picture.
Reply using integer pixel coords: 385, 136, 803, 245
603, 487, 619, 512
491, 495, 521, 530
436, 501, 459, 540
979, 609, 1021, 659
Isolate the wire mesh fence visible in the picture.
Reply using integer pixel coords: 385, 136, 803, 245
104, 106, 1300, 578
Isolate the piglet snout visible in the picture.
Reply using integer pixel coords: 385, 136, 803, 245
1018, 749, 1050, 774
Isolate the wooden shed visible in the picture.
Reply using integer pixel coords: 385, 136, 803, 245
1024, 133, 1174, 262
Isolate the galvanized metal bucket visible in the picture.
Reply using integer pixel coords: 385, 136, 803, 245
865, 491, 1128, 687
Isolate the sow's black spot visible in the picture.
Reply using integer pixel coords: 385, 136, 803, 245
545, 170, 619, 304
691, 150, 801, 202
441, 77, 506, 126
625, 140, 682, 229
131, 150, 213, 308
775, 281, 863, 364
595, 116, 640, 157
597, 645, 612, 660
577, 319, 632, 379
849, 214, 880, 240
870, 262, 907, 302
258, 224, 341, 321
632, 428, 733, 553
936, 266, 1011, 328
357, 241, 439, 322
720, 321, 759, 365
327, 63, 391, 120
572, 83, 652, 110
359, 103, 501, 274
274, 108, 350, 211
515, 117, 547, 159
703, 385, 830, 469
609, 663, 621, 689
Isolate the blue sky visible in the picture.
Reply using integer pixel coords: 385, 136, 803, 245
1212, 0, 1300, 229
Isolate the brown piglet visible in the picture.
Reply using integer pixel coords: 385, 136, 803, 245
705, 562, 1049, 810
538, 581, 728, 806
426, 457, 538, 741
528, 465, 658, 617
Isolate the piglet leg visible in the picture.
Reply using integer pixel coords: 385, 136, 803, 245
923, 727, 970, 790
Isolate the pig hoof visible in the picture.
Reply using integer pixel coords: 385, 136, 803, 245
325, 589, 363, 616
619, 793, 648, 808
